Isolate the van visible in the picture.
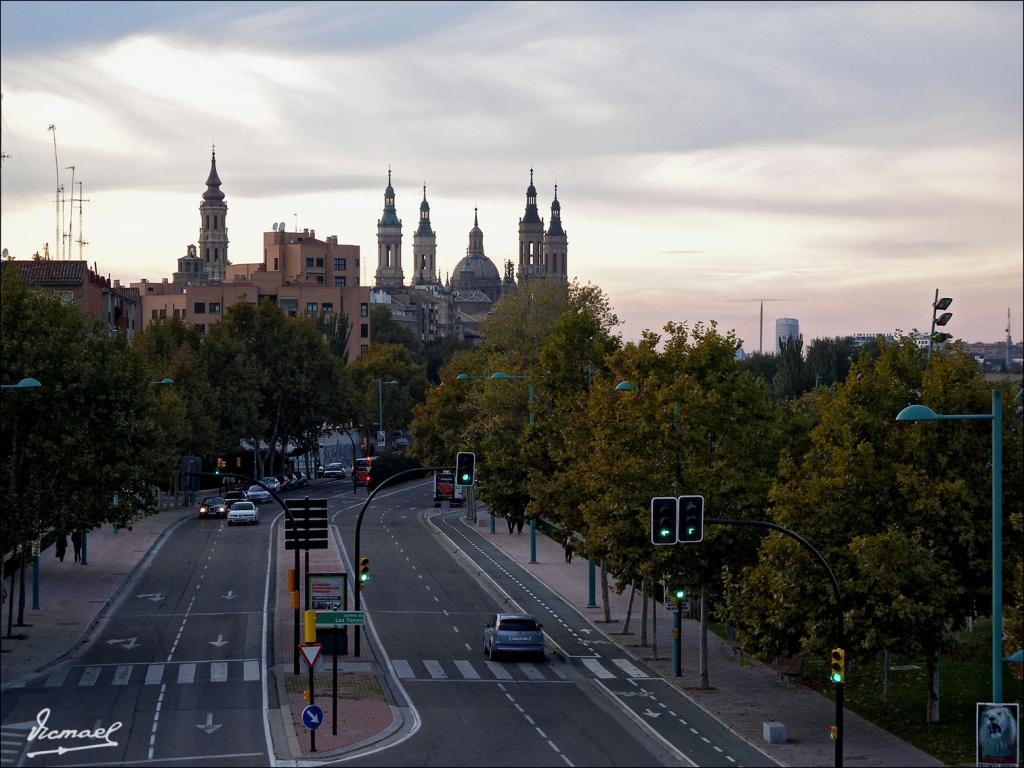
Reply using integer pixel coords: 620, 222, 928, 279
433, 468, 465, 508
353, 457, 378, 487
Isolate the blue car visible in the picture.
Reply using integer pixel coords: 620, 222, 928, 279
483, 613, 545, 661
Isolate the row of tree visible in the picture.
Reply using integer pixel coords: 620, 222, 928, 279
409, 280, 1022, 721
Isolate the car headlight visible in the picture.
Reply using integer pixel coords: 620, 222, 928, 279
200, 506, 207, 513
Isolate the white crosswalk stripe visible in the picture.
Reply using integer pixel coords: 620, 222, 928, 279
454, 660, 480, 679
144, 664, 165, 685
178, 663, 196, 684
210, 661, 228, 682
611, 658, 647, 678
520, 663, 545, 681
392, 659, 415, 679
78, 666, 101, 686
243, 660, 261, 681
483, 660, 514, 680
31, 660, 265, 689
582, 658, 616, 679
423, 660, 447, 679
44, 668, 69, 688
113, 665, 132, 685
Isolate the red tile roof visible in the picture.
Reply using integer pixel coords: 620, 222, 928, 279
9, 260, 88, 286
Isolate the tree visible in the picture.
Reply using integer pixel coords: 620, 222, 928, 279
369, 305, 418, 353
347, 342, 428, 444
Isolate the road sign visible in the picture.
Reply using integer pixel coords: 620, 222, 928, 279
301, 704, 324, 731
666, 597, 678, 612
299, 642, 322, 667
285, 498, 329, 550
316, 611, 365, 626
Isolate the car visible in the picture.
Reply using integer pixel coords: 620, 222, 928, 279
294, 472, 307, 488
198, 496, 228, 519
323, 462, 346, 480
261, 476, 281, 493
224, 490, 247, 504
483, 613, 545, 661
227, 500, 259, 525
393, 436, 409, 450
246, 484, 271, 504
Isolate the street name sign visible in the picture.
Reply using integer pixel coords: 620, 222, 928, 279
316, 611, 365, 626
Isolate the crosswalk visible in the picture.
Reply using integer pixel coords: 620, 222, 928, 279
28, 660, 262, 690
1, 720, 33, 766
391, 657, 653, 683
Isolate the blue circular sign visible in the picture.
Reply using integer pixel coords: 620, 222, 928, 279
301, 704, 324, 730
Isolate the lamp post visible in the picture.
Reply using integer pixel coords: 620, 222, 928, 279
491, 372, 537, 562
377, 379, 399, 453
896, 391, 1004, 703
455, 374, 490, 530
927, 290, 953, 361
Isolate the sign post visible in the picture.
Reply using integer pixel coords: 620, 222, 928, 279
300, 643, 323, 752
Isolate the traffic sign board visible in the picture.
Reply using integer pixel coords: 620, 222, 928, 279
299, 643, 322, 667
316, 611, 365, 626
301, 704, 324, 730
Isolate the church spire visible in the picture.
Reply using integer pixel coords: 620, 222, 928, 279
203, 147, 224, 201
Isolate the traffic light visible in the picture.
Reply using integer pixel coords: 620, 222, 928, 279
673, 587, 686, 600
358, 556, 371, 589
828, 725, 838, 740
455, 452, 476, 486
678, 495, 705, 543
830, 648, 845, 684
215, 457, 226, 475
650, 497, 678, 545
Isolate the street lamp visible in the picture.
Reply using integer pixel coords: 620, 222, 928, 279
152, 377, 175, 386
928, 290, 953, 361
377, 379, 399, 452
0, 377, 42, 390
896, 391, 1004, 702
456, 372, 483, 382
490, 371, 538, 562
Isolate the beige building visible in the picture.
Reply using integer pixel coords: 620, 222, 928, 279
133, 152, 372, 360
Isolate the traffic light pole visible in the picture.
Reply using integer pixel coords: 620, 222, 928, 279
352, 466, 451, 657
707, 518, 844, 768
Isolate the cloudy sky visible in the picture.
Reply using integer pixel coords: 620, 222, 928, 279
2, 1, 1021, 348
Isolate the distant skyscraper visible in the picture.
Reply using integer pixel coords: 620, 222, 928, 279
775, 317, 799, 353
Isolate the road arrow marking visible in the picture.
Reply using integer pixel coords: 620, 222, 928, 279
208, 634, 228, 648
642, 709, 662, 718
195, 713, 222, 735
221, 590, 238, 600
136, 593, 164, 602
26, 742, 117, 758
106, 637, 140, 650
579, 629, 593, 634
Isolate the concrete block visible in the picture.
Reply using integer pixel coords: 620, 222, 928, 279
762, 721, 786, 744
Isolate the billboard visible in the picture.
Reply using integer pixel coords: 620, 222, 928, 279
977, 702, 1020, 768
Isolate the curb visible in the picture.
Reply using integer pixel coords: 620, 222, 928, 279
0, 508, 193, 690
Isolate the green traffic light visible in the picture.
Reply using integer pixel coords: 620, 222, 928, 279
674, 589, 685, 599
830, 672, 842, 683
660, 528, 672, 539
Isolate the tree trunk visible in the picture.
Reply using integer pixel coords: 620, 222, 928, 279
699, 588, 710, 689
622, 585, 636, 634
926, 653, 940, 722
600, 565, 611, 623
640, 582, 649, 647
882, 647, 891, 699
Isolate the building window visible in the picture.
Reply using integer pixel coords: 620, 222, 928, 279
315, 258, 324, 267
306, 302, 318, 315
173, 308, 183, 319
360, 303, 368, 317
360, 323, 369, 338
152, 309, 159, 319
316, 276, 324, 284
334, 276, 346, 288
321, 302, 333, 314
281, 298, 298, 317
306, 257, 314, 268
214, 248, 219, 261
194, 302, 206, 314
209, 302, 221, 314
214, 215, 218, 229
159, 309, 167, 319
273, 258, 278, 270
206, 215, 210, 229
205, 248, 210, 260
334, 258, 346, 271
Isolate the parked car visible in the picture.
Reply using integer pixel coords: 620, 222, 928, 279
294, 472, 307, 488
224, 490, 247, 504
483, 613, 545, 661
323, 462, 346, 480
227, 500, 259, 525
393, 436, 410, 451
261, 476, 281, 493
246, 484, 271, 504
198, 496, 228, 519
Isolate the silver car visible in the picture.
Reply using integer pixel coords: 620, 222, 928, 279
246, 484, 271, 504
227, 501, 259, 525
483, 613, 545, 661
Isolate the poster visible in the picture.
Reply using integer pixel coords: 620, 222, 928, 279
978, 702, 1020, 768
305, 572, 346, 612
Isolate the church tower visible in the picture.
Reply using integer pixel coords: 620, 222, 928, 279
413, 184, 438, 285
542, 185, 568, 284
516, 169, 545, 283
375, 169, 405, 288
198, 148, 228, 282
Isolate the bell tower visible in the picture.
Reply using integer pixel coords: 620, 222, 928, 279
516, 168, 544, 283
198, 147, 228, 282
413, 184, 438, 285
542, 185, 568, 284
375, 168, 405, 288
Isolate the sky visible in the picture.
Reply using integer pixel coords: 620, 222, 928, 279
1, 1, 1021, 350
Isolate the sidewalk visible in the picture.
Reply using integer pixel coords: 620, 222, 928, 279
466, 510, 943, 768
0, 506, 191, 686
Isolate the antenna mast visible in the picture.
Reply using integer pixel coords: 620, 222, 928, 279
48, 125, 63, 260
74, 181, 89, 259
65, 165, 75, 260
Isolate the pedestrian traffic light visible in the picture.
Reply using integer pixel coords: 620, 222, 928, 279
650, 497, 678, 545
830, 648, 845, 684
678, 495, 704, 543
455, 452, 476, 486
358, 556, 371, 589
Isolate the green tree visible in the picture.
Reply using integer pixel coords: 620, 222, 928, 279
369, 305, 418, 353
348, 342, 428, 445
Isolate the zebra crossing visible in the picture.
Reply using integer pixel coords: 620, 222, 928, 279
391, 656, 653, 683
29, 659, 262, 690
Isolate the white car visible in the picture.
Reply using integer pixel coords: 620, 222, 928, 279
323, 462, 346, 479
227, 501, 259, 525
246, 484, 271, 504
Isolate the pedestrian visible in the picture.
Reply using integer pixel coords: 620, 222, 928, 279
55, 533, 68, 563
516, 515, 525, 535
71, 530, 83, 563
506, 516, 515, 534
563, 535, 574, 564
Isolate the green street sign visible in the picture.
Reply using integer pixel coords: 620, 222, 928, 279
316, 611, 365, 626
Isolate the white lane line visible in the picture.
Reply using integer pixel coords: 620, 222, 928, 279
452, 625, 458, 633
548, 740, 560, 753
535, 727, 547, 739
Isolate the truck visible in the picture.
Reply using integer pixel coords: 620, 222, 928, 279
433, 468, 465, 508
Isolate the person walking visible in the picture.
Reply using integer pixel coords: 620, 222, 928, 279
563, 535, 574, 564
506, 516, 515, 534
71, 530, 83, 563
55, 533, 68, 563
515, 515, 525, 535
